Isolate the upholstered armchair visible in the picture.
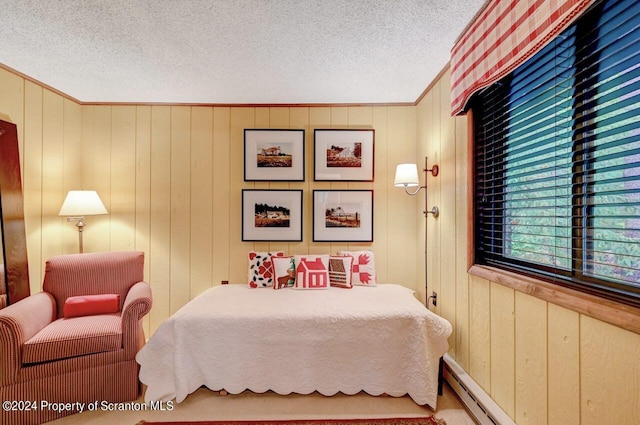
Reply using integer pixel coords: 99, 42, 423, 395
0, 251, 152, 425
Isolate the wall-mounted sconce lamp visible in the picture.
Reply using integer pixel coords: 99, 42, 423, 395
393, 157, 440, 217
393, 157, 440, 308
58, 190, 108, 253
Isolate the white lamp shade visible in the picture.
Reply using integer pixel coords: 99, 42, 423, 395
394, 163, 420, 187
58, 190, 108, 216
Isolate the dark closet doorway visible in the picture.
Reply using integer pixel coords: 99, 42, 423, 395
0, 118, 30, 307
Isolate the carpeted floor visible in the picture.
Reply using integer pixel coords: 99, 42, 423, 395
46, 383, 476, 424
136, 418, 446, 425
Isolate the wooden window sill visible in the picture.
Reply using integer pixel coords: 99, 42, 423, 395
469, 264, 640, 334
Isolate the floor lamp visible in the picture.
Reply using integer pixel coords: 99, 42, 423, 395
58, 190, 108, 253
394, 157, 439, 307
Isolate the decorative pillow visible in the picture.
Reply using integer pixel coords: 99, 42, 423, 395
337, 250, 377, 286
293, 254, 329, 270
63, 294, 120, 318
248, 251, 285, 288
328, 255, 353, 288
294, 258, 330, 290
272, 256, 296, 289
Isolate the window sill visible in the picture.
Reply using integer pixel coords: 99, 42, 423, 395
469, 264, 640, 334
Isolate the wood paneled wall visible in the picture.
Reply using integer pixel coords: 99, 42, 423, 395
418, 67, 640, 425
0, 67, 422, 336
79, 105, 422, 334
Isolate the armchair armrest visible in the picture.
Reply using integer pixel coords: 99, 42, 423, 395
122, 281, 152, 319
121, 281, 152, 356
0, 292, 56, 384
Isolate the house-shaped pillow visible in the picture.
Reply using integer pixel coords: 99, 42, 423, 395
294, 258, 329, 290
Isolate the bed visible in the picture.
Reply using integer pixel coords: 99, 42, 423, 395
136, 283, 452, 409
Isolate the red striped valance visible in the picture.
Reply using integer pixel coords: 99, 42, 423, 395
450, 0, 598, 116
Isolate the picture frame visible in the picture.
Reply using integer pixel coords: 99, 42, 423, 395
314, 129, 374, 181
244, 129, 305, 181
312, 190, 373, 242
242, 189, 303, 241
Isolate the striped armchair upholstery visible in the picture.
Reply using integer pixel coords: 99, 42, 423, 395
0, 251, 152, 425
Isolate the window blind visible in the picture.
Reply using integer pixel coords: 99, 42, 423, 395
472, 0, 640, 306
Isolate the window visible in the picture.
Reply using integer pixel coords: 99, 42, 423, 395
472, 0, 640, 307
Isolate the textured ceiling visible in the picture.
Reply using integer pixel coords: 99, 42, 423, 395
0, 0, 484, 104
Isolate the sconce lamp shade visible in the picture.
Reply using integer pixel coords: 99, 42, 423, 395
394, 163, 420, 187
58, 190, 108, 217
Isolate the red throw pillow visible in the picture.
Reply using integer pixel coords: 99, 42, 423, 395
63, 294, 120, 318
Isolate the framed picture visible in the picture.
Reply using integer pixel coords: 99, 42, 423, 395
244, 129, 305, 181
314, 129, 374, 181
313, 190, 373, 242
242, 189, 303, 241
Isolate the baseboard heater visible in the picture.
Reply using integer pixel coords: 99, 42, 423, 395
443, 353, 516, 425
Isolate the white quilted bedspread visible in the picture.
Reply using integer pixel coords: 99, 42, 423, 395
136, 284, 452, 408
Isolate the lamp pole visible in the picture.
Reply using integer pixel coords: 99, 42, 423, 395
394, 157, 439, 306
422, 157, 439, 307
75, 217, 85, 253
